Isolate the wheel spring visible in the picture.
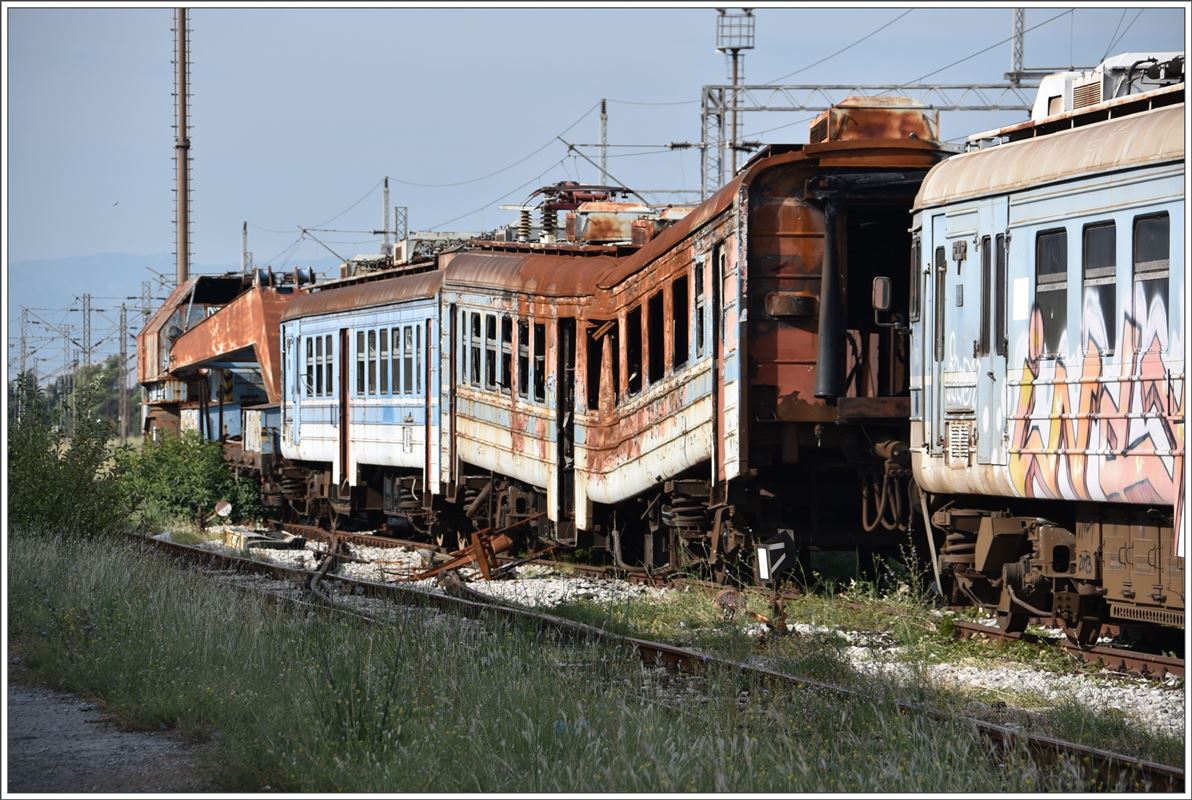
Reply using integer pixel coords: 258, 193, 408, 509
662, 494, 708, 536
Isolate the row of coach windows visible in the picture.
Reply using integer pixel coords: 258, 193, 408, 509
586, 265, 707, 411
355, 325, 422, 397
1035, 212, 1169, 357
303, 334, 333, 397
461, 310, 547, 403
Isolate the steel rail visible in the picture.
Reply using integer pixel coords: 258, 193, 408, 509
132, 534, 1183, 793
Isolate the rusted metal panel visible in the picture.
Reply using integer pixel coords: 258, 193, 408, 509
809, 96, 939, 144
282, 270, 442, 322
915, 104, 1184, 210
169, 287, 294, 404
136, 278, 198, 384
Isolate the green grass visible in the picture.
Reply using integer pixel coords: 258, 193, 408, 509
7, 531, 1132, 792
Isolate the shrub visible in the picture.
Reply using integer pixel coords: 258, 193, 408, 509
7, 374, 129, 536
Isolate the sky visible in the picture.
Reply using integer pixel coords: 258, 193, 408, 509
3, 2, 1189, 378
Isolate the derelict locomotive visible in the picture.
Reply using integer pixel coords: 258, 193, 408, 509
137, 54, 1185, 640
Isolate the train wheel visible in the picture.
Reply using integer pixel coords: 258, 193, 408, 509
996, 609, 1029, 634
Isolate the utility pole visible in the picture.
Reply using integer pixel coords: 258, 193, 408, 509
1012, 8, 1025, 84
82, 293, 92, 369
383, 176, 391, 253
716, 9, 756, 178
141, 281, 153, 329
242, 221, 251, 273
174, 7, 191, 286
119, 303, 129, 444
599, 99, 609, 184
19, 307, 29, 378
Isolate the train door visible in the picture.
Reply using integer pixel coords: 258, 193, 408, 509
711, 243, 723, 485
338, 328, 350, 484
976, 197, 1010, 464
448, 305, 458, 499
929, 214, 947, 456
556, 318, 577, 542
285, 332, 299, 447
423, 318, 433, 499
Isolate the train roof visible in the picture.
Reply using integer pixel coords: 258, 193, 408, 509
914, 102, 1184, 210
281, 269, 443, 322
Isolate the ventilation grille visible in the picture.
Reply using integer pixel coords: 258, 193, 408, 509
1110, 603, 1184, 627
1072, 77, 1103, 110
947, 420, 972, 468
809, 118, 828, 144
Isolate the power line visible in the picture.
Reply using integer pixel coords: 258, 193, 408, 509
1105, 9, 1145, 56
1100, 9, 1127, 62
763, 9, 914, 84
606, 97, 698, 107
309, 178, 385, 228
427, 157, 568, 232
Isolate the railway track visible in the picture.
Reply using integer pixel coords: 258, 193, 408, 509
133, 533, 1183, 793
951, 620, 1184, 680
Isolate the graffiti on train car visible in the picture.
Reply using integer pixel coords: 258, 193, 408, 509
1009, 290, 1184, 548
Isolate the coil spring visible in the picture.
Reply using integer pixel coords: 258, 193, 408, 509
661, 493, 708, 531
396, 479, 421, 513
942, 531, 977, 557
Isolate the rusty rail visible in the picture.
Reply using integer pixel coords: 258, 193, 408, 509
952, 620, 1184, 680
133, 533, 1183, 792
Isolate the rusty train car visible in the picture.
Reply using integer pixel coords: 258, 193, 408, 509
910, 67, 1185, 641
271, 97, 946, 576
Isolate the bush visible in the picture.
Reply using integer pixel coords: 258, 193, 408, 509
120, 430, 261, 527
7, 374, 129, 536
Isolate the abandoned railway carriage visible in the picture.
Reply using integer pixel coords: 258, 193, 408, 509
273, 97, 948, 570
911, 80, 1185, 641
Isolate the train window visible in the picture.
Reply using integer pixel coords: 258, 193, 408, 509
484, 314, 497, 390
1035, 228, 1068, 357
356, 332, 365, 395
469, 312, 481, 386
626, 305, 643, 396
995, 234, 1006, 356
648, 292, 664, 384
378, 328, 389, 394
458, 309, 467, 385
323, 334, 333, 397
586, 320, 610, 411
415, 324, 423, 395
673, 275, 689, 369
1082, 222, 1116, 354
517, 319, 530, 399
694, 260, 706, 358
500, 315, 512, 394
315, 335, 324, 396
933, 247, 946, 361
393, 328, 403, 394
367, 330, 377, 395
1133, 213, 1169, 349
404, 326, 414, 395
533, 323, 546, 403
978, 236, 991, 356
305, 337, 314, 397
909, 237, 921, 323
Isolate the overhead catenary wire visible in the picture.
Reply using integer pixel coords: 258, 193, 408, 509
1104, 9, 1145, 58
426, 157, 569, 231
762, 8, 914, 84
1100, 9, 1128, 62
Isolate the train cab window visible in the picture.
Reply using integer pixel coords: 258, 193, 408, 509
499, 315, 513, 394
1133, 213, 1169, 347
647, 292, 664, 383
673, 275, 689, 369
933, 247, 946, 361
315, 335, 324, 396
484, 314, 498, 390
586, 320, 610, 411
379, 328, 389, 394
305, 337, 314, 397
995, 234, 1006, 355
517, 319, 530, 399
356, 331, 365, 395
469, 312, 482, 386
694, 261, 706, 358
533, 323, 546, 403
367, 330, 377, 395
909, 237, 921, 323
1035, 228, 1068, 357
403, 326, 414, 395
978, 236, 991, 356
323, 334, 332, 397
626, 305, 643, 396
415, 324, 423, 395
1082, 222, 1116, 354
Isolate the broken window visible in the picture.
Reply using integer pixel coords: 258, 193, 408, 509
517, 319, 530, 399
323, 334, 333, 397
1082, 222, 1116, 354
533, 323, 546, 402
586, 320, 612, 411
306, 337, 314, 397
404, 326, 414, 395
394, 328, 403, 394
378, 328, 389, 394
484, 314, 497, 390
672, 275, 689, 369
627, 305, 643, 396
1133, 212, 1169, 349
356, 331, 365, 395
995, 234, 1006, 356
415, 324, 423, 395
1035, 228, 1068, 358
315, 335, 324, 396
648, 291, 664, 383
933, 247, 946, 362
694, 260, 706, 358
500, 314, 512, 394
470, 312, 481, 386
367, 330, 377, 395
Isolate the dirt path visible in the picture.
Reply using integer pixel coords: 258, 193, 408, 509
6, 675, 215, 794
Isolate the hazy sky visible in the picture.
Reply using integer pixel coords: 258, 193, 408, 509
3, 3, 1188, 379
